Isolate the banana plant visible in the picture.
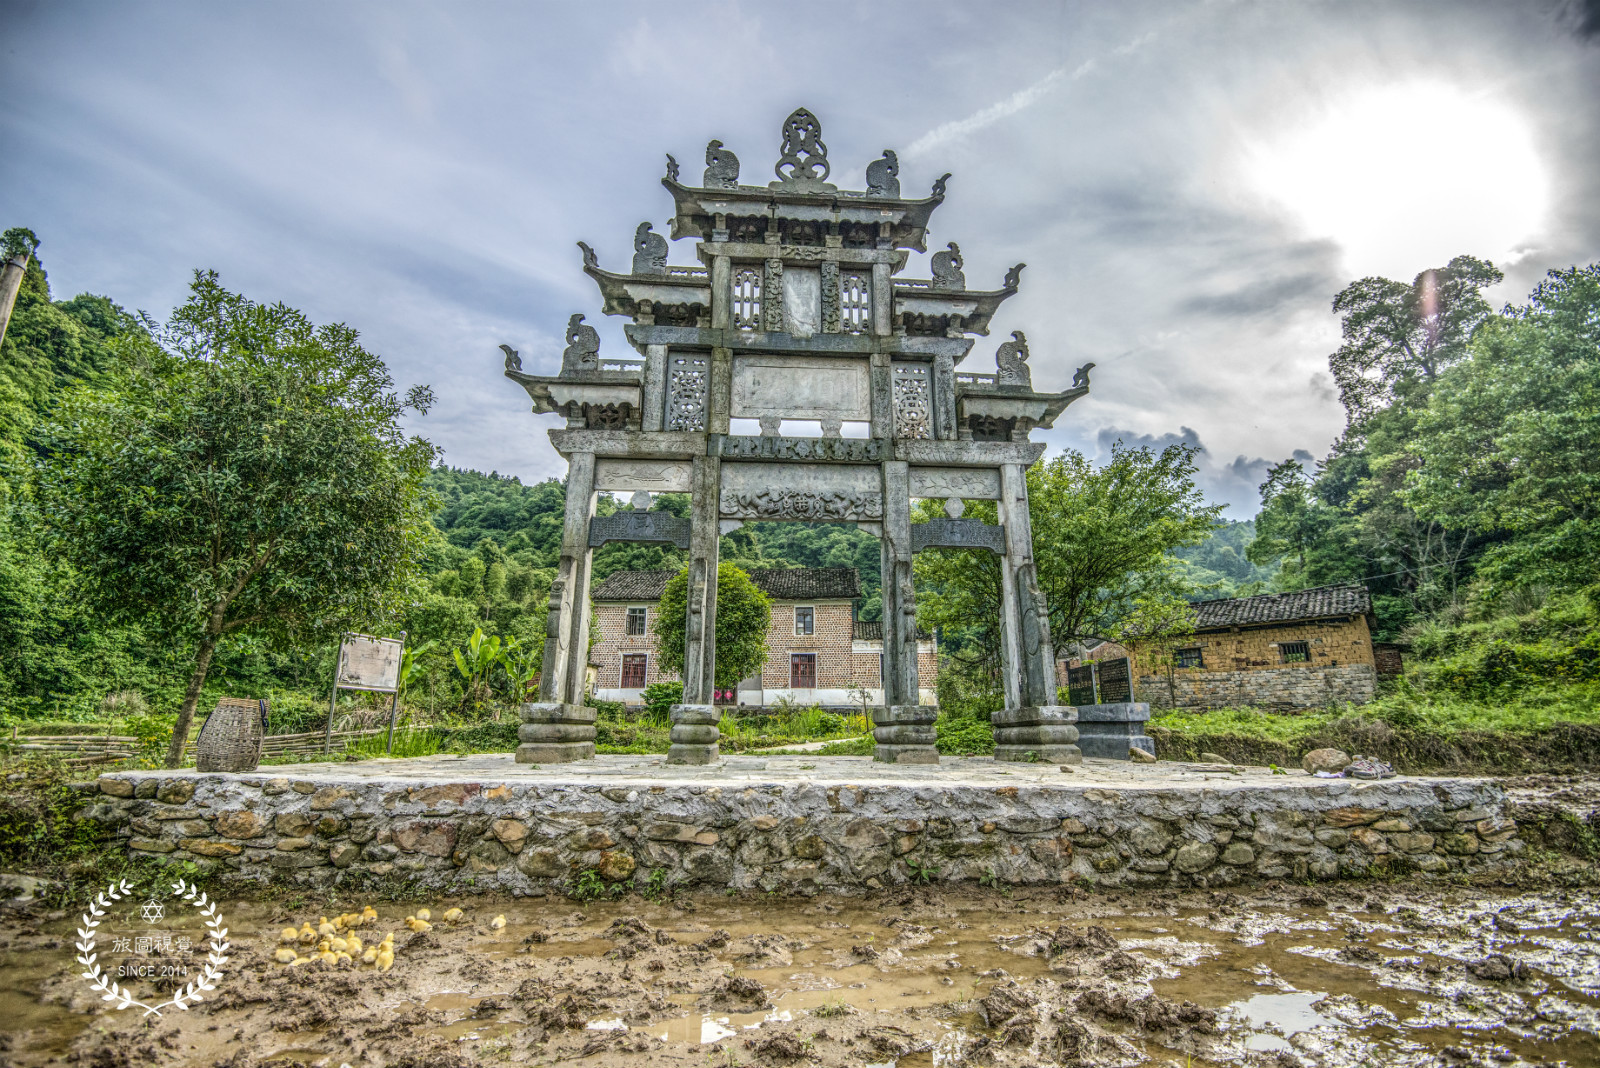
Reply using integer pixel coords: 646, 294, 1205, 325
500, 636, 542, 703
453, 628, 503, 712
398, 639, 438, 697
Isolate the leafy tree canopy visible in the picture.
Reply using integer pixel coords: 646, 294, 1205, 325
652, 562, 772, 690
37, 271, 439, 763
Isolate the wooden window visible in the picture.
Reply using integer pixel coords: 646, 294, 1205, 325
1175, 646, 1204, 669
1278, 641, 1309, 664
626, 606, 648, 636
621, 654, 648, 688
794, 606, 814, 636
790, 653, 816, 688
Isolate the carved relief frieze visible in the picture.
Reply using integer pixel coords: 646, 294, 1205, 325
588, 511, 692, 550
667, 355, 708, 431
820, 261, 841, 334
762, 259, 785, 332
719, 490, 883, 522
718, 435, 886, 462
893, 363, 932, 440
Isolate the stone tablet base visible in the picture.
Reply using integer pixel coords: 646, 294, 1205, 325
667, 704, 721, 765
515, 703, 596, 763
872, 705, 938, 764
1074, 702, 1156, 761
991, 706, 1083, 764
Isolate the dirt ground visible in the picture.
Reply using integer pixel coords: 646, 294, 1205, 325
1, 774, 1597, 1068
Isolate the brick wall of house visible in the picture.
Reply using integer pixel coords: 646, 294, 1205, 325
762, 601, 857, 688
591, 602, 675, 693
1131, 615, 1377, 709
1136, 663, 1377, 710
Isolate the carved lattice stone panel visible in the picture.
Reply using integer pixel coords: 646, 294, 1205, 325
840, 272, 871, 334
762, 260, 785, 332
584, 403, 630, 430
893, 363, 932, 440
820, 261, 841, 334
732, 268, 761, 330
667, 356, 708, 431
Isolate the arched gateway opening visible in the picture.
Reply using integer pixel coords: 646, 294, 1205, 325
503, 108, 1091, 767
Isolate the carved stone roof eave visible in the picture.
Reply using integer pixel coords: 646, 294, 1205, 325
505, 368, 643, 415
891, 283, 1019, 337
956, 384, 1090, 429
581, 261, 712, 319
660, 176, 945, 252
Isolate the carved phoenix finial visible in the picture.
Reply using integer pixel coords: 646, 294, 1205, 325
995, 330, 1032, 389
632, 222, 668, 276
931, 242, 965, 291
561, 314, 601, 375
703, 139, 740, 188
664, 153, 680, 182
865, 149, 900, 198
931, 172, 952, 198
577, 241, 598, 270
499, 344, 521, 372
1003, 263, 1026, 290
1073, 362, 1095, 389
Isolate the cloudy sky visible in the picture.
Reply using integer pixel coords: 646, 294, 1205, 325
5, 0, 1598, 515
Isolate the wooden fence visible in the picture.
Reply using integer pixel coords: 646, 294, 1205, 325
3, 723, 429, 768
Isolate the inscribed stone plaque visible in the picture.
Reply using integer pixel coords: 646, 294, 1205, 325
337, 634, 403, 692
908, 466, 1002, 500
782, 266, 821, 336
1095, 657, 1134, 704
594, 459, 693, 493
588, 511, 692, 549
909, 517, 1006, 554
1067, 664, 1098, 707
732, 355, 870, 422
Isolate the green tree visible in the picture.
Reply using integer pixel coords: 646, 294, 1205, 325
916, 443, 1222, 686
1330, 255, 1501, 428
652, 562, 772, 690
37, 271, 438, 765
1405, 264, 1600, 594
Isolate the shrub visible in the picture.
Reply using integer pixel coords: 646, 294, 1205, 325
640, 682, 682, 726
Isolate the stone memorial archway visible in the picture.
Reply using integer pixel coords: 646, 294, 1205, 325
504, 109, 1092, 766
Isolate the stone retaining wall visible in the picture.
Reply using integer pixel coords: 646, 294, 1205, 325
79, 770, 1522, 895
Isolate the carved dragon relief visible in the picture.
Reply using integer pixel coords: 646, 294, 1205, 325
931, 243, 965, 291
995, 330, 1032, 389
719, 490, 883, 522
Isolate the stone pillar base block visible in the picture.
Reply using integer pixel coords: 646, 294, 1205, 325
518, 722, 598, 744
1073, 703, 1156, 761
515, 741, 596, 764
871, 704, 938, 727
991, 705, 1078, 728
994, 725, 1080, 747
874, 744, 939, 764
519, 702, 598, 725
873, 725, 936, 745
666, 744, 720, 765
669, 724, 721, 745
669, 704, 720, 726
994, 744, 1083, 764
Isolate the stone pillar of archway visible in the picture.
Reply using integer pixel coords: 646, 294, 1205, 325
516, 451, 599, 763
668, 452, 723, 765
993, 462, 1082, 764
872, 460, 939, 764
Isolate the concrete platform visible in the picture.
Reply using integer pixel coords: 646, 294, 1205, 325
80, 754, 1522, 895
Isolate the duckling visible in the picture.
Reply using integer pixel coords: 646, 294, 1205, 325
279, 927, 300, 944
415, 908, 430, 921
318, 949, 338, 966
287, 955, 312, 968
347, 934, 362, 956
335, 951, 352, 964
375, 946, 395, 972
442, 907, 465, 924
361, 905, 378, 924
328, 936, 349, 954
361, 946, 378, 965
489, 914, 506, 930
317, 919, 338, 940
273, 947, 299, 964
298, 922, 317, 945
404, 916, 432, 933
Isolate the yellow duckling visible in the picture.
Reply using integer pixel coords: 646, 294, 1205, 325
328, 936, 349, 954
489, 914, 506, 930
335, 951, 352, 964
298, 923, 317, 945
361, 905, 378, 924
318, 950, 338, 966
442, 907, 465, 924
415, 908, 430, 921
404, 916, 432, 933
317, 920, 338, 940
361, 946, 378, 965
279, 927, 299, 944
287, 956, 311, 968
375, 947, 395, 972
347, 935, 362, 956
273, 947, 298, 964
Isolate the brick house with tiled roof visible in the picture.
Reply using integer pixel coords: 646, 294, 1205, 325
590, 568, 937, 708
1061, 583, 1390, 710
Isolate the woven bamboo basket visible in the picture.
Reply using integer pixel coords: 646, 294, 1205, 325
195, 696, 267, 772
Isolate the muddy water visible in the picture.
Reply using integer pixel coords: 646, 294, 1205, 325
0, 884, 1595, 1066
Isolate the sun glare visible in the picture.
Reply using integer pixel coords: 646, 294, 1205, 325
1245, 82, 1550, 279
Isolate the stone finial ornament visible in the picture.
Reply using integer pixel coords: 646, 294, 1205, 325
499, 344, 522, 372
865, 149, 900, 198
665, 153, 680, 182
629, 490, 651, 511
774, 107, 830, 183
561, 314, 601, 375
703, 139, 740, 189
632, 222, 668, 276
1073, 362, 1095, 389
995, 330, 1032, 389
577, 241, 599, 270
931, 242, 966, 291
932, 172, 952, 198
943, 497, 966, 520
1003, 263, 1026, 290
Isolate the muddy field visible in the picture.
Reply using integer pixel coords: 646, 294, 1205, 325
1, 872, 1597, 1068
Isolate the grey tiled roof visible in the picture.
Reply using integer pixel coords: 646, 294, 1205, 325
592, 567, 862, 602
1191, 584, 1372, 630
746, 568, 861, 601
853, 620, 882, 641
591, 570, 675, 601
